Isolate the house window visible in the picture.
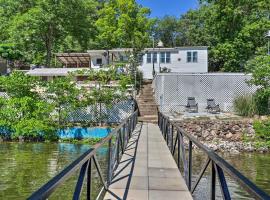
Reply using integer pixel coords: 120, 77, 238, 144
193, 52, 198, 62
160, 52, 166, 63
153, 52, 157, 63
96, 58, 102, 65
147, 53, 152, 63
187, 51, 198, 63
166, 52, 171, 63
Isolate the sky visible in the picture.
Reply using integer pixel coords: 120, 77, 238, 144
136, 0, 199, 18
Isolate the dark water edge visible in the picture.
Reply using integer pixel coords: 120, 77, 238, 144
0, 142, 269, 199
183, 151, 270, 200
0, 142, 108, 200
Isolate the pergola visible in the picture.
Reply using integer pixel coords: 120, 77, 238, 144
56, 53, 91, 68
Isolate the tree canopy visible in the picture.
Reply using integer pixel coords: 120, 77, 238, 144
0, 0, 152, 67
0, 0, 269, 72
154, 0, 270, 72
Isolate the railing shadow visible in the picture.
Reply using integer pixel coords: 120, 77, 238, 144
106, 122, 143, 200
28, 110, 139, 200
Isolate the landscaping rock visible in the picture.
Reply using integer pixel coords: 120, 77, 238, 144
202, 130, 210, 138
226, 132, 233, 139
175, 118, 268, 153
257, 147, 268, 153
247, 127, 255, 136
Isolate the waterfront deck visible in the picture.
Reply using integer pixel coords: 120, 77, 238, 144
104, 122, 193, 200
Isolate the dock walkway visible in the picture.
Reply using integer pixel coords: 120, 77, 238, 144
104, 122, 193, 200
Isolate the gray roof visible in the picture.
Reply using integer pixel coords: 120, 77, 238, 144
26, 68, 90, 76
87, 46, 208, 54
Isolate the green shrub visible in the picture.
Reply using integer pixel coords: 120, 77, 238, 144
12, 119, 58, 141
253, 119, 270, 142
253, 89, 270, 115
233, 94, 258, 117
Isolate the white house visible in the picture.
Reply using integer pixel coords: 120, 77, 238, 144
87, 47, 208, 79
25, 47, 208, 80
140, 46, 208, 79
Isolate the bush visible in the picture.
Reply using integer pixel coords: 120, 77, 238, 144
254, 89, 270, 115
253, 119, 270, 142
233, 94, 258, 117
12, 119, 58, 141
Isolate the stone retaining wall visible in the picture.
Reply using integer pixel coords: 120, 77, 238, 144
175, 119, 268, 153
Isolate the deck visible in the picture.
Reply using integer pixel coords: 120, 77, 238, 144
104, 122, 193, 200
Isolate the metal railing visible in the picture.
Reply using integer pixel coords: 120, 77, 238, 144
158, 111, 270, 200
28, 110, 138, 200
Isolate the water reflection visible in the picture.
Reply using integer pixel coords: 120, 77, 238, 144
0, 143, 107, 200
0, 143, 269, 200
176, 151, 270, 200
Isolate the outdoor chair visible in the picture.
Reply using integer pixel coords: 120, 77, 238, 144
206, 99, 221, 114
186, 97, 198, 113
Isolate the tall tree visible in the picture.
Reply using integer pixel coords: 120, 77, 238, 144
0, 0, 98, 66
154, 16, 180, 47
176, 0, 270, 72
95, 0, 153, 49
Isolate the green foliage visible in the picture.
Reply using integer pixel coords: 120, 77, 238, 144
154, 1, 270, 72
95, 0, 153, 49
60, 137, 102, 144
233, 94, 258, 117
253, 89, 270, 115
0, 71, 39, 98
45, 76, 80, 126
253, 119, 270, 142
0, 0, 98, 66
154, 16, 179, 47
245, 53, 270, 115
246, 55, 270, 89
12, 118, 57, 141
0, 43, 23, 61
0, 69, 131, 141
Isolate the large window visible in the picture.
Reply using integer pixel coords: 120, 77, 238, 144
187, 51, 198, 63
160, 52, 171, 64
147, 53, 152, 63
166, 52, 171, 63
192, 51, 198, 62
160, 52, 166, 63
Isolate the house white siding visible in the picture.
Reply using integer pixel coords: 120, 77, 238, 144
139, 47, 208, 79
90, 55, 108, 68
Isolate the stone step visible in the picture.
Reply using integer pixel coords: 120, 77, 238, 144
140, 111, 158, 116
138, 116, 158, 123
137, 99, 156, 103
138, 103, 157, 107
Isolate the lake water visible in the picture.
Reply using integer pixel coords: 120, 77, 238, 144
188, 151, 270, 199
0, 143, 269, 199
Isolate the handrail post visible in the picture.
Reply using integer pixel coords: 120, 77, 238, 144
87, 158, 92, 200
107, 138, 112, 186
177, 131, 180, 169
188, 141, 192, 191
170, 124, 174, 152
211, 161, 216, 200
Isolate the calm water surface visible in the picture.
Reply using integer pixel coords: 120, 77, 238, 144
0, 142, 107, 200
0, 142, 269, 199
189, 151, 270, 200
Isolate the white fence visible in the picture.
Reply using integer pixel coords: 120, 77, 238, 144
153, 73, 258, 113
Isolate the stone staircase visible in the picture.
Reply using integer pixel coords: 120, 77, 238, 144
137, 81, 158, 123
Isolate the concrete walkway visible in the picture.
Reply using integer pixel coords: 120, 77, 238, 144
104, 122, 193, 200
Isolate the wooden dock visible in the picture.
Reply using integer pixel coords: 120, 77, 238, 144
104, 122, 193, 200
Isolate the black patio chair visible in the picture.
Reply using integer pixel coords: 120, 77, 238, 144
186, 97, 198, 113
206, 99, 221, 114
